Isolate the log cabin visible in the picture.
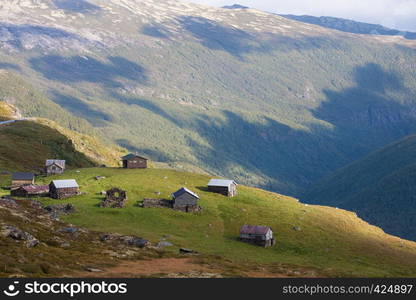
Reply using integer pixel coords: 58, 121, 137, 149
49, 179, 79, 199
239, 225, 275, 247
171, 187, 200, 212
11, 172, 35, 189
207, 179, 238, 197
121, 154, 148, 169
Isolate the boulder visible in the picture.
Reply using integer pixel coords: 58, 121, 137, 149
179, 248, 197, 254
1, 225, 39, 248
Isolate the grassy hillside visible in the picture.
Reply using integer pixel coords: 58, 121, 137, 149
28, 167, 416, 277
1, 0, 416, 197
0, 115, 125, 173
303, 135, 416, 241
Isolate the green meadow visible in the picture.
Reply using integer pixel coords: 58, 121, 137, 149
24, 167, 416, 277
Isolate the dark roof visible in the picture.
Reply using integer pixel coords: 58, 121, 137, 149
240, 225, 272, 235
19, 185, 49, 194
172, 187, 199, 199
12, 172, 35, 181
121, 153, 148, 160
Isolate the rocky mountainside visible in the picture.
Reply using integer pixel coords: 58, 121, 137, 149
0, 0, 416, 197
303, 134, 416, 241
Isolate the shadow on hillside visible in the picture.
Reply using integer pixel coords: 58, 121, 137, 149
312, 63, 416, 160
141, 24, 171, 39
51, 92, 112, 127
111, 93, 182, 127
175, 63, 416, 196
0, 63, 20, 71
0, 23, 85, 49
175, 16, 341, 58
52, 0, 101, 14
30, 55, 148, 87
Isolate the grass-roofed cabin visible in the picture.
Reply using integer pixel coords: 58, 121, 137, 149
239, 225, 276, 248
45, 159, 66, 176
49, 179, 79, 199
121, 154, 148, 169
11, 185, 49, 198
171, 187, 201, 212
208, 179, 238, 197
11, 172, 35, 189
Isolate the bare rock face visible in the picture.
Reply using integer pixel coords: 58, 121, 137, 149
1, 225, 39, 248
100, 233, 150, 248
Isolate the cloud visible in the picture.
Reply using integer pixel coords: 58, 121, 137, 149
185, 0, 416, 31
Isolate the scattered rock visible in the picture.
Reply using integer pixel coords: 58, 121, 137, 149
0, 197, 18, 208
154, 191, 161, 196
85, 267, 103, 273
1, 225, 39, 248
293, 226, 302, 231
60, 242, 71, 248
100, 233, 150, 248
57, 227, 78, 234
157, 241, 173, 249
95, 176, 106, 180
44, 204, 76, 216
179, 248, 198, 254
100, 191, 107, 196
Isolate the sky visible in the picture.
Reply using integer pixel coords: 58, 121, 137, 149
187, 0, 416, 32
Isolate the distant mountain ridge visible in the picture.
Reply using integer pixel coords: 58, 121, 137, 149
222, 4, 249, 10
281, 14, 416, 40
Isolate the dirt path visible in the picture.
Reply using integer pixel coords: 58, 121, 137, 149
76, 258, 223, 278
75, 257, 323, 278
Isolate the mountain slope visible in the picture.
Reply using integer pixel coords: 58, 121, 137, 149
35, 167, 416, 277
303, 135, 416, 241
0, 0, 416, 196
0, 105, 125, 173
281, 15, 416, 40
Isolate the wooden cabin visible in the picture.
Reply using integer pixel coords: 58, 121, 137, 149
207, 179, 238, 197
11, 172, 35, 189
45, 159, 66, 176
239, 225, 275, 247
11, 185, 49, 198
171, 187, 200, 212
49, 179, 79, 199
121, 154, 148, 169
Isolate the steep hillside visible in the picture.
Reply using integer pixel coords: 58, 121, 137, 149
303, 135, 416, 241
0, 0, 416, 196
281, 15, 416, 40
0, 107, 125, 173
32, 167, 416, 277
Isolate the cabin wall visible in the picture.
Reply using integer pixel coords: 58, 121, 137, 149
46, 165, 64, 176
11, 179, 34, 188
50, 185, 79, 199
174, 194, 199, 207
208, 184, 237, 197
123, 158, 147, 169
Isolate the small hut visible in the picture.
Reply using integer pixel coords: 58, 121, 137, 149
171, 187, 200, 212
49, 179, 79, 199
11, 185, 49, 198
11, 172, 35, 189
121, 154, 148, 169
45, 160, 66, 176
239, 225, 275, 247
207, 179, 238, 197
